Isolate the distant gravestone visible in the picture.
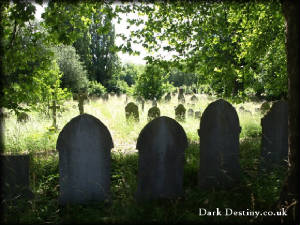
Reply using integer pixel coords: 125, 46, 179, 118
147, 106, 160, 121
260, 102, 271, 114
175, 104, 186, 121
260, 100, 288, 169
57, 114, 113, 204
17, 112, 29, 123
194, 111, 201, 119
102, 93, 109, 101
1, 155, 33, 200
136, 116, 188, 200
152, 99, 157, 107
165, 93, 171, 102
198, 99, 241, 189
190, 95, 198, 102
125, 102, 139, 122
178, 88, 185, 103
77, 91, 88, 115
239, 106, 245, 111
187, 108, 194, 118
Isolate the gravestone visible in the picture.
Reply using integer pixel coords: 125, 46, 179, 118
190, 95, 198, 102
152, 99, 157, 107
1, 155, 33, 200
57, 114, 113, 204
178, 88, 185, 104
175, 104, 186, 121
76, 91, 88, 115
198, 99, 241, 189
260, 100, 288, 169
165, 93, 171, 102
239, 106, 245, 111
194, 111, 201, 119
260, 102, 271, 114
49, 100, 60, 130
147, 106, 160, 121
136, 116, 188, 200
125, 102, 139, 122
102, 93, 109, 101
188, 108, 194, 118
17, 112, 29, 123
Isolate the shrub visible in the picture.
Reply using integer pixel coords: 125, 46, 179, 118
87, 81, 107, 97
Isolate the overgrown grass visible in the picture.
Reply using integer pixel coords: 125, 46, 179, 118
1, 94, 286, 224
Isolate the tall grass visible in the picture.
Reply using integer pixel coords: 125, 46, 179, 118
3, 93, 264, 154
2, 94, 286, 224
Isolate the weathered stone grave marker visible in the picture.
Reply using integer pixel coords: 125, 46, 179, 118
125, 102, 139, 122
165, 93, 171, 102
194, 111, 201, 119
175, 104, 186, 121
190, 95, 198, 102
260, 100, 288, 169
260, 102, 271, 114
188, 108, 194, 118
178, 88, 185, 104
198, 99, 241, 188
136, 116, 188, 200
147, 106, 160, 121
57, 114, 113, 204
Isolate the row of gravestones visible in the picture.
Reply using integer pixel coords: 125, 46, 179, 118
125, 102, 201, 122
1, 99, 288, 204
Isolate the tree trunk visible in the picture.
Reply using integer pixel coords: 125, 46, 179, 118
276, 1, 299, 224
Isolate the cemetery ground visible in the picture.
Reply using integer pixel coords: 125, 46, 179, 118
1, 94, 286, 224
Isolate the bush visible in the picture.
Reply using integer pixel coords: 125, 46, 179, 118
134, 64, 170, 100
87, 81, 107, 97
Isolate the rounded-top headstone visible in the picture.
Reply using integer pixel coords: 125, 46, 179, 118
147, 106, 161, 121
165, 93, 171, 102
175, 104, 186, 121
260, 102, 271, 114
198, 99, 241, 189
190, 95, 198, 102
125, 102, 139, 122
260, 100, 288, 169
136, 116, 188, 200
57, 113, 113, 204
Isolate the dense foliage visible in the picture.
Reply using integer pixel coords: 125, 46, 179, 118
117, 1, 287, 100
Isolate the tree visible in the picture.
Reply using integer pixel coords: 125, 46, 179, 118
134, 63, 171, 100
275, 1, 299, 223
53, 44, 89, 94
43, 1, 119, 90
1, 2, 70, 114
117, 1, 287, 100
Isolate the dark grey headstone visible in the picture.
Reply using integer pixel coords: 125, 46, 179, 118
175, 104, 186, 121
178, 88, 185, 103
136, 116, 188, 200
190, 95, 198, 102
165, 93, 171, 102
17, 112, 29, 123
125, 102, 139, 122
57, 114, 113, 204
1, 155, 33, 200
152, 99, 157, 107
194, 111, 201, 119
148, 106, 160, 121
260, 100, 288, 169
188, 108, 194, 118
260, 102, 271, 114
198, 99, 241, 189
